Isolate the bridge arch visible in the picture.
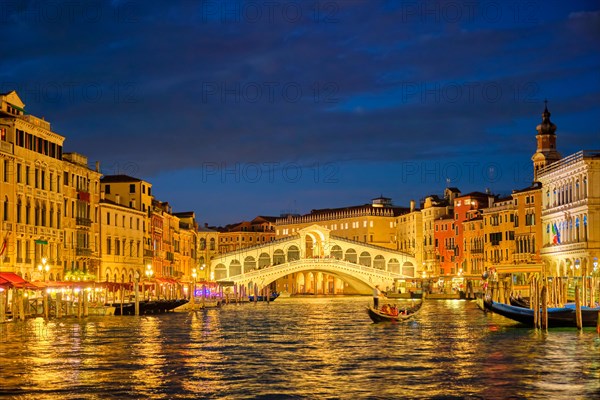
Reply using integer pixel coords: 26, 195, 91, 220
388, 258, 400, 274
359, 251, 371, 267
331, 245, 343, 260
215, 263, 227, 280
287, 245, 300, 261
210, 224, 418, 293
258, 252, 271, 268
373, 255, 385, 270
243, 257, 256, 273
273, 249, 285, 265
345, 248, 357, 263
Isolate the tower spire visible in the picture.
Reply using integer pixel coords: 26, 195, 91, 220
531, 101, 561, 180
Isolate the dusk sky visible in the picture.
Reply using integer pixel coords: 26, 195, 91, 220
2, 0, 599, 225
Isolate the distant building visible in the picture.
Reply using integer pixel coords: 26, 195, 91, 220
275, 196, 408, 250
420, 188, 460, 277
435, 191, 493, 277
197, 223, 219, 281
213, 215, 277, 254
396, 200, 422, 268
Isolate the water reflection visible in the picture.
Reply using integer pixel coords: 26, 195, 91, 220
0, 297, 598, 399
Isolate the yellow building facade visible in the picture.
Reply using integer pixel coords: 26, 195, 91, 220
0, 91, 101, 282
396, 201, 423, 268
98, 198, 145, 283
275, 197, 405, 249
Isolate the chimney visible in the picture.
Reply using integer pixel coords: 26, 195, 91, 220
95, 161, 100, 173
115, 194, 121, 205
100, 191, 105, 200
410, 200, 415, 212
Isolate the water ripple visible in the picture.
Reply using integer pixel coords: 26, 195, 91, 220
1, 297, 598, 399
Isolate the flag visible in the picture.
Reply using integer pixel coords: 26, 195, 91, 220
551, 223, 561, 245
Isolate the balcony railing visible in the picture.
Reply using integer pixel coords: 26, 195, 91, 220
76, 217, 92, 227
76, 248, 92, 256
0, 141, 13, 155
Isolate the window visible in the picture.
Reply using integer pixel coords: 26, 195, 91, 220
26, 166, 30, 185
106, 238, 112, 255
3, 160, 8, 182
129, 184, 135, 193
105, 184, 110, 194
106, 212, 111, 225
2, 196, 8, 221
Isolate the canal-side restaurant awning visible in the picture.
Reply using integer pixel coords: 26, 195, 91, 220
0, 272, 38, 290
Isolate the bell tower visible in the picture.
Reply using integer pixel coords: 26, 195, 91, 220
532, 100, 561, 180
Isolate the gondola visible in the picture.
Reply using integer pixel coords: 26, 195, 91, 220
366, 301, 423, 323
248, 292, 279, 302
108, 299, 189, 315
509, 295, 530, 309
484, 299, 599, 328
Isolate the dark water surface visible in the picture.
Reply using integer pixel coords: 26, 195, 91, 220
1, 297, 599, 399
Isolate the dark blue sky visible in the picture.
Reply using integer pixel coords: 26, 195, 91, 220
2, 0, 599, 225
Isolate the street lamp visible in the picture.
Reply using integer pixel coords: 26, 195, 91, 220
191, 268, 197, 306
37, 257, 50, 282
145, 264, 153, 300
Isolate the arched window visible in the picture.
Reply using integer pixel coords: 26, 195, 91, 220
209, 238, 215, 250
200, 238, 206, 250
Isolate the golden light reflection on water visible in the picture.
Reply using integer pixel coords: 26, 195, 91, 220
1, 298, 599, 399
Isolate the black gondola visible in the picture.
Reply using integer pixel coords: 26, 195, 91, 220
248, 292, 279, 302
509, 295, 530, 308
484, 299, 599, 328
108, 299, 189, 315
366, 301, 423, 323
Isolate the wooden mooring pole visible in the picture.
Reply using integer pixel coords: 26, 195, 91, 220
541, 285, 548, 330
575, 285, 582, 331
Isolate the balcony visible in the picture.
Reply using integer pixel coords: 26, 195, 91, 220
76, 217, 92, 227
0, 140, 13, 155
76, 248, 92, 256
541, 241, 588, 254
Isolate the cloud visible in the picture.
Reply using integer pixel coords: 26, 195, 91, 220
2, 1, 599, 222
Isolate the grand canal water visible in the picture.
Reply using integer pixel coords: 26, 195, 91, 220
1, 297, 599, 399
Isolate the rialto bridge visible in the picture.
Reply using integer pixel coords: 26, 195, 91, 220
210, 225, 418, 295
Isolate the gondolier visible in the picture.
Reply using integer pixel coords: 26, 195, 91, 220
373, 285, 383, 309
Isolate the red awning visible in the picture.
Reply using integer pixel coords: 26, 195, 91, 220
155, 277, 179, 284
0, 272, 38, 289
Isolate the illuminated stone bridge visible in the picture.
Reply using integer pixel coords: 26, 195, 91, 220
210, 225, 417, 294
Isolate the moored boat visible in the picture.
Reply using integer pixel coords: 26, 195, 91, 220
108, 299, 189, 315
248, 292, 279, 302
484, 299, 599, 328
366, 301, 423, 323
509, 295, 530, 309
